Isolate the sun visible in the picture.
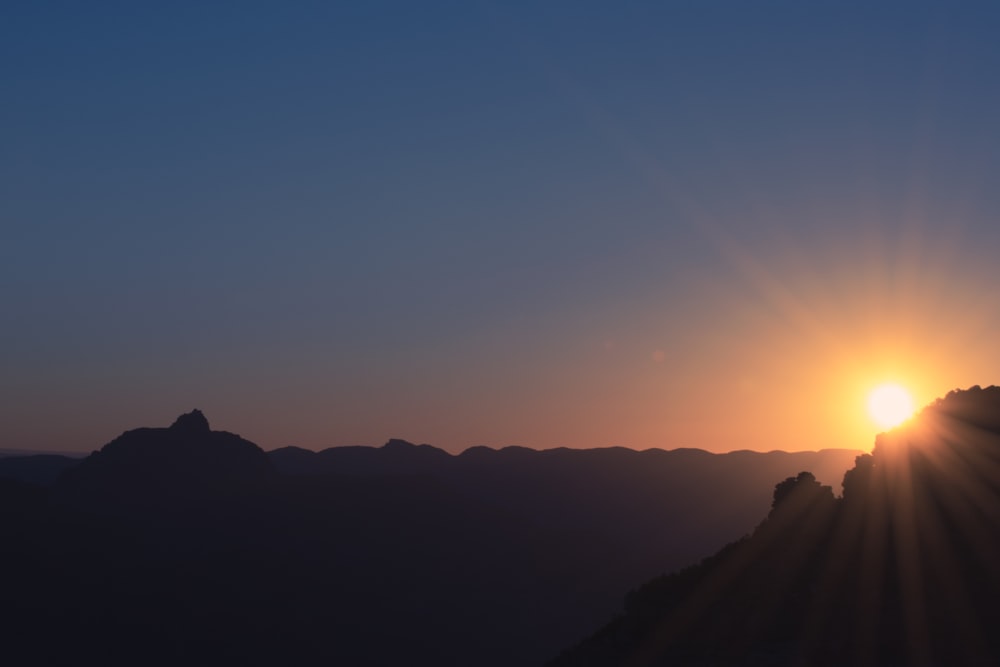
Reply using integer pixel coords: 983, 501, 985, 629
867, 383, 915, 429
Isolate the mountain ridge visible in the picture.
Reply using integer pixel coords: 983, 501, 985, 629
0, 407, 865, 666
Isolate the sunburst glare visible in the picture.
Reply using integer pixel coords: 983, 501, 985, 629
867, 383, 915, 429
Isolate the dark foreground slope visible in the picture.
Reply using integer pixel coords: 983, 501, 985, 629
551, 385, 1000, 667
0, 411, 858, 666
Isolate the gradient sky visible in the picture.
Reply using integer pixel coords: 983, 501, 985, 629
5, 1, 1000, 454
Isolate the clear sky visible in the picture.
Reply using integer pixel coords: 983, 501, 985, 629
4, 1, 1000, 454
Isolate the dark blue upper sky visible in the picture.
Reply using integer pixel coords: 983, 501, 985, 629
5, 1, 1000, 452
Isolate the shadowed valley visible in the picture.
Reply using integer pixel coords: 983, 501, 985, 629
0, 411, 857, 666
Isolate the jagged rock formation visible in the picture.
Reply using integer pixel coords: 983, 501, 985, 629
169, 408, 211, 433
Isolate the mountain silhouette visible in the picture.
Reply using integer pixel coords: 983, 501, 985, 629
55, 409, 275, 512
0, 410, 860, 666
550, 385, 1000, 666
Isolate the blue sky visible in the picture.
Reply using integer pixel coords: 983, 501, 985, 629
5, 1, 1000, 452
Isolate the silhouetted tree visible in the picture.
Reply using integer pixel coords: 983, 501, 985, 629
840, 453, 874, 502
770, 471, 834, 514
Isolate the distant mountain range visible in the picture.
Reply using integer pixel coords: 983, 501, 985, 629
0, 447, 84, 458
0, 410, 861, 665
268, 439, 861, 585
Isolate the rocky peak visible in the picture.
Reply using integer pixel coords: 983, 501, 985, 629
169, 409, 210, 434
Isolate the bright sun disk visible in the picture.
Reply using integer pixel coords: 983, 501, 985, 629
867, 384, 915, 429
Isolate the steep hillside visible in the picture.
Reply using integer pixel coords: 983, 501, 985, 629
551, 386, 1000, 666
